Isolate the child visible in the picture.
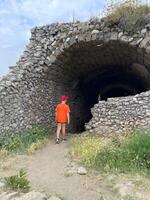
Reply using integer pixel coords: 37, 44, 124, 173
55, 95, 70, 144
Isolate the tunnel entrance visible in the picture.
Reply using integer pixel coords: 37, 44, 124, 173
55, 40, 150, 133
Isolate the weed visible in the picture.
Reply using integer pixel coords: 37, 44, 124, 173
45, 192, 66, 200
98, 192, 106, 200
120, 195, 135, 200
4, 169, 30, 192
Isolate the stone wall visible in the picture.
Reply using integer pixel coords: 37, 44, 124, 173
85, 90, 150, 135
0, 18, 150, 135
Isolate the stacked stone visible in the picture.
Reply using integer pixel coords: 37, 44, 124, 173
0, 18, 150, 135
85, 90, 150, 135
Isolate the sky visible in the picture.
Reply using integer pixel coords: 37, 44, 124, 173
0, 0, 108, 76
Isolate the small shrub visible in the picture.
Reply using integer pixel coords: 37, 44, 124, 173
104, 0, 150, 33
4, 169, 30, 192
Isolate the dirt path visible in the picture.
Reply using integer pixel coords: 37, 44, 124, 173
1, 136, 149, 200
25, 138, 102, 200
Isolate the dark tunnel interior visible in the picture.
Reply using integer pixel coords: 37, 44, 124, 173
80, 68, 147, 107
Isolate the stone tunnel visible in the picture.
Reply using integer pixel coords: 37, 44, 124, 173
0, 20, 150, 136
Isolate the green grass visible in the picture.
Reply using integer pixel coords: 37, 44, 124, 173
45, 192, 66, 200
0, 126, 50, 154
4, 169, 30, 192
71, 129, 150, 174
70, 135, 111, 167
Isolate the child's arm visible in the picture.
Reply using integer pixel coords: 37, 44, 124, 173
55, 106, 58, 123
67, 112, 70, 124
55, 111, 57, 122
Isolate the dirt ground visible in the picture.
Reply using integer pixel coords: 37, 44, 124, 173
0, 135, 150, 200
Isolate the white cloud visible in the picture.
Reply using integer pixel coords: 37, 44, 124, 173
0, 0, 105, 76
19, 0, 105, 23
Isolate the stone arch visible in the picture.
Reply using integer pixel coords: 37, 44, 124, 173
0, 21, 150, 135
45, 37, 150, 132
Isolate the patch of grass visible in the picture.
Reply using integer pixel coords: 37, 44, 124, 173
120, 196, 136, 200
4, 169, 30, 192
98, 192, 106, 200
71, 130, 150, 174
0, 126, 50, 154
1, 161, 12, 171
70, 135, 111, 167
96, 130, 150, 173
45, 192, 66, 200
27, 138, 49, 155
104, 0, 150, 33
0, 149, 9, 157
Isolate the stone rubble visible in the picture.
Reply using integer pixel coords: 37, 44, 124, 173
85, 91, 150, 135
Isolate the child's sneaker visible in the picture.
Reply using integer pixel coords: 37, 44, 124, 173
62, 138, 67, 141
56, 138, 60, 144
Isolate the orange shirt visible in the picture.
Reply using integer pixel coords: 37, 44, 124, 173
55, 103, 70, 123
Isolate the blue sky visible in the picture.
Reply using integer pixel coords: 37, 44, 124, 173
0, 0, 107, 76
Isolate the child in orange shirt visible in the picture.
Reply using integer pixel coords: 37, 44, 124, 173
55, 96, 70, 144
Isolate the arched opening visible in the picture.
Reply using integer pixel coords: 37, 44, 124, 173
50, 40, 150, 132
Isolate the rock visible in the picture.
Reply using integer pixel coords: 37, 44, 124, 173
0, 182, 5, 189
141, 28, 147, 34
120, 35, 131, 42
145, 23, 150, 28
85, 125, 91, 130
77, 167, 87, 175
51, 41, 57, 46
92, 30, 99, 34
118, 32, 123, 38
110, 32, 118, 40
136, 38, 143, 45
140, 37, 150, 48
66, 37, 70, 42
128, 37, 134, 42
